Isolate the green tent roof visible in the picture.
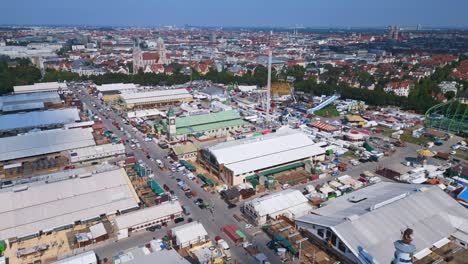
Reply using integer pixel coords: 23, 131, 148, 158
363, 142, 374, 152
147, 180, 165, 196
176, 119, 245, 135
236, 230, 247, 240
260, 162, 305, 177
176, 110, 241, 128
180, 160, 196, 171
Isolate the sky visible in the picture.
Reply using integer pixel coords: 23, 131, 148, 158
2, 0, 468, 28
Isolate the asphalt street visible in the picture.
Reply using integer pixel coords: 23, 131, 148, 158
75, 87, 280, 264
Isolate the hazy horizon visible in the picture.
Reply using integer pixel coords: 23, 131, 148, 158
2, 0, 468, 28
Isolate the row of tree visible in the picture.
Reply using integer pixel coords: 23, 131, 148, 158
41, 64, 278, 87
1, 56, 463, 115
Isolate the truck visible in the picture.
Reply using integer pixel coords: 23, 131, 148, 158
304, 184, 316, 194
156, 159, 164, 169
182, 205, 191, 215
216, 238, 232, 260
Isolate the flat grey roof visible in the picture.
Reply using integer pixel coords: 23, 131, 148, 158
121, 89, 192, 105
115, 248, 190, 264
0, 168, 139, 240
296, 182, 468, 264
13, 82, 67, 94
0, 108, 80, 132
0, 128, 96, 161
0, 92, 61, 112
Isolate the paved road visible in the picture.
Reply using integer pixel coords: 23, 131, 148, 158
75, 87, 279, 264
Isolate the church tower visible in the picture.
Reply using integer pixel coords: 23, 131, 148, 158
157, 37, 168, 64
167, 107, 176, 140
132, 38, 141, 74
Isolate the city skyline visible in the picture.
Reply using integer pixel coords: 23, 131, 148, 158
2, 0, 468, 28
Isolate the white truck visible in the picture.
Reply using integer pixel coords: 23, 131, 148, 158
217, 239, 231, 260
156, 159, 164, 169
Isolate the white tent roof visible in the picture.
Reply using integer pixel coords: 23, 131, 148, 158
171, 221, 208, 246
52, 251, 97, 264
14, 82, 67, 94
245, 189, 310, 217
208, 128, 325, 175
121, 89, 192, 104
96, 83, 138, 92
0, 168, 139, 240
0, 128, 96, 161
114, 201, 182, 230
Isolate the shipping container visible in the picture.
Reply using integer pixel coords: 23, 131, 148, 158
223, 224, 242, 243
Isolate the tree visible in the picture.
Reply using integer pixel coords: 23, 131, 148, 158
0, 58, 41, 95
445, 91, 456, 100
285, 65, 305, 82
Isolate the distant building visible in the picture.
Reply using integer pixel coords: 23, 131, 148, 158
13, 82, 67, 94
387, 25, 399, 40
165, 110, 246, 141
384, 80, 414, 97
95, 83, 139, 102
296, 182, 468, 264
121, 89, 192, 110
438, 81, 458, 95
133, 37, 170, 73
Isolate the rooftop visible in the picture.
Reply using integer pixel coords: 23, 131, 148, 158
0, 108, 80, 132
121, 89, 192, 105
171, 221, 208, 246
208, 127, 325, 175
52, 251, 97, 264
96, 83, 138, 92
296, 182, 468, 264
13, 82, 67, 94
114, 247, 190, 264
176, 110, 242, 128
0, 128, 96, 162
0, 92, 61, 112
69, 143, 125, 162
245, 189, 311, 217
114, 201, 182, 230
0, 168, 139, 240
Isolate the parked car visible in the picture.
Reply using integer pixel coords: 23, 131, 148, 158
174, 217, 185, 224
146, 225, 162, 231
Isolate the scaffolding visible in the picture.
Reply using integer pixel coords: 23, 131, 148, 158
425, 99, 468, 136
